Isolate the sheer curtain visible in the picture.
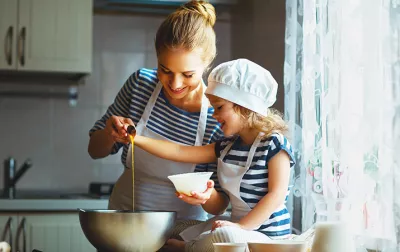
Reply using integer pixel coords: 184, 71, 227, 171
284, 0, 400, 250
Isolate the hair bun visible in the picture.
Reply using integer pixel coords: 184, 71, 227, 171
183, 1, 216, 27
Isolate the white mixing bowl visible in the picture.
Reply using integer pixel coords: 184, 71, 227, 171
168, 172, 213, 196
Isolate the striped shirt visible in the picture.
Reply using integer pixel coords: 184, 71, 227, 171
90, 68, 225, 189
215, 133, 295, 237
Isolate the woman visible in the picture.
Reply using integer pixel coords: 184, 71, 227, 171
88, 0, 227, 239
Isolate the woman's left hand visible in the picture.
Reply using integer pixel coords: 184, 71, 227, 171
176, 180, 214, 205
211, 220, 243, 231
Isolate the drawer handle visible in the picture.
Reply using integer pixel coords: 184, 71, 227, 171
16, 217, 26, 252
1, 217, 12, 249
18, 27, 26, 66
5, 26, 13, 65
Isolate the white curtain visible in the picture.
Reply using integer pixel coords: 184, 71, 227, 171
284, 0, 400, 250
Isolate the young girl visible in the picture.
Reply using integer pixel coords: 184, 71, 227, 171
132, 58, 295, 252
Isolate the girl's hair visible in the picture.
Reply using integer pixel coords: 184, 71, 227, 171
155, 0, 217, 67
233, 105, 289, 138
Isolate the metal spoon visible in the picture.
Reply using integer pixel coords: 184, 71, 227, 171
127, 125, 136, 135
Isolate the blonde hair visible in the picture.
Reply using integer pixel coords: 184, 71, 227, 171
155, 0, 217, 66
233, 105, 289, 138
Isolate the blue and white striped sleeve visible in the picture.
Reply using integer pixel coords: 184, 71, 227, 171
266, 133, 296, 167
89, 71, 138, 154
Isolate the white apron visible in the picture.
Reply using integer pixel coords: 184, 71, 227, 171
180, 133, 265, 241
109, 81, 209, 220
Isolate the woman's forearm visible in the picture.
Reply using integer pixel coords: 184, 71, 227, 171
202, 189, 230, 215
88, 129, 116, 159
238, 191, 285, 230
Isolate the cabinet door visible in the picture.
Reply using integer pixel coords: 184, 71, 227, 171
0, 215, 17, 252
17, 0, 92, 73
0, 0, 18, 70
18, 214, 96, 252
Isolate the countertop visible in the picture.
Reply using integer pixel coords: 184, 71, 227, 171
0, 198, 109, 211
0, 190, 109, 211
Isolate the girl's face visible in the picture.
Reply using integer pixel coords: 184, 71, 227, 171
157, 47, 207, 100
208, 95, 244, 136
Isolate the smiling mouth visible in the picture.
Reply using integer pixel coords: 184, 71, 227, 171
169, 86, 187, 94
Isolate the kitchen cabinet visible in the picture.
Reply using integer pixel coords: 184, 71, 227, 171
0, 213, 96, 252
0, 0, 92, 73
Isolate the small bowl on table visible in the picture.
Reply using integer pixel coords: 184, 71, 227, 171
213, 243, 248, 252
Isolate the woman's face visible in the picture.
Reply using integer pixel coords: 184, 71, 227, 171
157, 47, 207, 100
208, 95, 243, 136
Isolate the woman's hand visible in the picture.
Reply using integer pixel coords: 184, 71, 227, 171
211, 220, 243, 231
105, 115, 135, 145
176, 180, 214, 205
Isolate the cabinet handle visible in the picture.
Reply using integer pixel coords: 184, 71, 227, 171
5, 26, 13, 65
18, 27, 26, 66
1, 217, 12, 249
16, 217, 26, 252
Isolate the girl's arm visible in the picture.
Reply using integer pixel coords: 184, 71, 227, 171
238, 150, 291, 230
134, 135, 217, 164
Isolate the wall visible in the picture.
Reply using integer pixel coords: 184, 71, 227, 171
231, 0, 286, 113
0, 13, 231, 192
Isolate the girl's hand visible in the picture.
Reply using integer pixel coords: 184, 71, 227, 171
176, 180, 214, 205
211, 220, 243, 231
105, 115, 135, 145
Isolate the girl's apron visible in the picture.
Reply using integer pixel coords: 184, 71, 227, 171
180, 133, 264, 240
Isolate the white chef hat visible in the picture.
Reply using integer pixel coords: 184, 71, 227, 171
206, 58, 278, 116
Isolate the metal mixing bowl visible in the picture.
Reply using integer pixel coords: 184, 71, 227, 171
78, 209, 176, 252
